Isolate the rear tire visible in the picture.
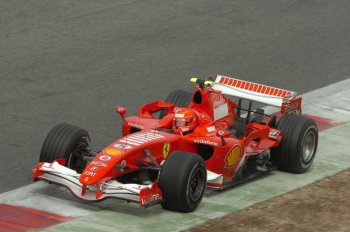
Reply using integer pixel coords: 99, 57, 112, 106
159, 89, 193, 118
39, 123, 90, 173
271, 114, 318, 173
159, 151, 207, 212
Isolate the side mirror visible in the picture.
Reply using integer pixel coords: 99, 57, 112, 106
116, 106, 127, 122
216, 130, 231, 146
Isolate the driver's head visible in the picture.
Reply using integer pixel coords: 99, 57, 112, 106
173, 108, 197, 133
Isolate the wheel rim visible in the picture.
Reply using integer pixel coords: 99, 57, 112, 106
189, 168, 205, 202
302, 130, 316, 163
67, 138, 89, 173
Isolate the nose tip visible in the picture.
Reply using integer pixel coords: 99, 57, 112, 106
80, 175, 90, 185
80, 172, 98, 185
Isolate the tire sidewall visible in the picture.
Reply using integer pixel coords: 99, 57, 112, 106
298, 124, 318, 170
184, 160, 206, 210
271, 114, 319, 173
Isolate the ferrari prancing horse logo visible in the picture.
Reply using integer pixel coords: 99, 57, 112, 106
225, 145, 241, 168
163, 142, 170, 158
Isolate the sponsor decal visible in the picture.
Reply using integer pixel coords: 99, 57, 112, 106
163, 142, 170, 158
269, 129, 280, 137
211, 92, 226, 108
90, 166, 98, 171
84, 177, 89, 182
194, 139, 219, 146
128, 122, 144, 130
104, 148, 123, 155
206, 126, 216, 132
91, 161, 107, 167
285, 103, 299, 113
84, 171, 96, 177
119, 160, 127, 169
119, 132, 164, 146
114, 144, 132, 149
141, 193, 161, 206
214, 103, 229, 121
99, 155, 111, 161
225, 145, 241, 168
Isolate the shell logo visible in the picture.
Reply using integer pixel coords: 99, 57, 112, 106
104, 148, 123, 156
225, 145, 241, 168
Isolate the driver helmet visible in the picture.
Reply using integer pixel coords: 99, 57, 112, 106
173, 108, 197, 133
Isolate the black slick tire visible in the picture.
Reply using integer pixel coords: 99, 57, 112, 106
271, 114, 318, 173
159, 89, 193, 118
39, 123, 90, 173
159, 151, 207, 213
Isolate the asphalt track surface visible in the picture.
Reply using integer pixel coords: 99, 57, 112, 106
1, 1, 350, 193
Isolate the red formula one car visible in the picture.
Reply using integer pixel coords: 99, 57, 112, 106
33, 75, 318, 212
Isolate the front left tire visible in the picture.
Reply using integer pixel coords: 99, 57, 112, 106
159, 151, 207, 213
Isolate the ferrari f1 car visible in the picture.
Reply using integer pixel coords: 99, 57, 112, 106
33, 75, 318, 212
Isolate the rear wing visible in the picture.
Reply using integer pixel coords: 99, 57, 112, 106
206, 75, 301, 114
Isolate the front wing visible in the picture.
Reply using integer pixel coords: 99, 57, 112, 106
32, 162, 162, 207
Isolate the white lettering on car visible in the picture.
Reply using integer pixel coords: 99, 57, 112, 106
99, 155, 111, 161
141, 193, 161, 206
194, 139, 219, 146
84, 171, 96, 177
91, 161, 107, 167
128, 123, 144, 130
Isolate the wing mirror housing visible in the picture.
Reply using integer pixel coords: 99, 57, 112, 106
116, 106, 127, 122
216, 130, 231, 145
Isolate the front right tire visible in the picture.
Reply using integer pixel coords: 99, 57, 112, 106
39, 123, 90, 173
